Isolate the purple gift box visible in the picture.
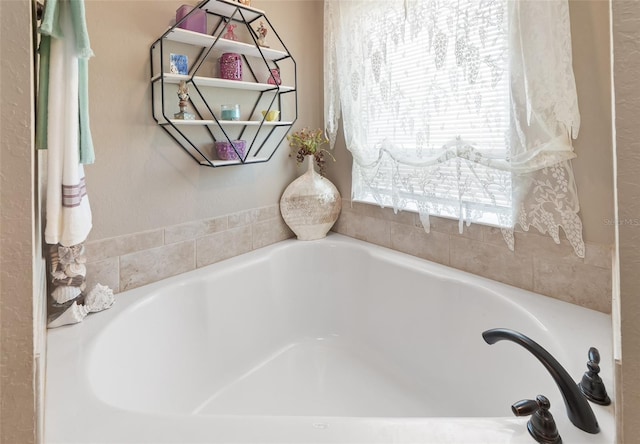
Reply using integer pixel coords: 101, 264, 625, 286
215, 140, 246, 160
176, 5, 207, 34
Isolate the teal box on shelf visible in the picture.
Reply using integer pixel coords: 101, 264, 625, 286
176, 5, 207, 34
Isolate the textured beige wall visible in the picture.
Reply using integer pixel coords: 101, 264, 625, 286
612, 1, 640, 440
84, 0, 324, 242
0, 0, 38, 443
568, 0, 615, 245
328, 0, 616, 247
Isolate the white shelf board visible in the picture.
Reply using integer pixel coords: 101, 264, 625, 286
152, 73, 294, 92
200, 0, 265, 22
165, 28, 288, 61
244, 157, 272, 164
203, 159, 240, 166
167, 119, 292, 126
202, 156, 271, 167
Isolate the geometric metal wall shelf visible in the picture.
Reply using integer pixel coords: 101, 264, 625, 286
150, 0, 297, 167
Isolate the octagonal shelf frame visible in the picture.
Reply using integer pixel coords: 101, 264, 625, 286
150, 0, 297, 167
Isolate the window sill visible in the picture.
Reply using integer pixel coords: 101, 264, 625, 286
351, 196, 514, 230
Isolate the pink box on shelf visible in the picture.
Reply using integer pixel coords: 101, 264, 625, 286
176, 5, 207, 34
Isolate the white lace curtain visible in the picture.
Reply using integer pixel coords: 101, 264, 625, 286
324, 0, 585, 257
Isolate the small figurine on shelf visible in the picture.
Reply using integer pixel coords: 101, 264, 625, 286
237, 0, 251, 6
256, 21, 269, 47
267, 67, 281, 85
174, 81, 195, 120
223, 23, 238, 41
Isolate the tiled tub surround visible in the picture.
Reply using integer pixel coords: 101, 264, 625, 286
332, 200, 612, 314
86, 201, 611, 314
84, 205, 294, 294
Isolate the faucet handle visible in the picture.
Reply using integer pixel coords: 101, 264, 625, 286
588, 347, 601, 364
512, 395, 562, 444
578, 347, 611, 405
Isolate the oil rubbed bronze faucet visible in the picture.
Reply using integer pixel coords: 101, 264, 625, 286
482, 328, 600, 434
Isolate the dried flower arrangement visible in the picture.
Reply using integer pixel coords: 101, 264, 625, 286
287, 128, 335, 176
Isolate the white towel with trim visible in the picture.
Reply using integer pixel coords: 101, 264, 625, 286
45, 0, 92, 246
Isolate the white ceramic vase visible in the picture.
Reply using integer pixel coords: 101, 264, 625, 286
280, 155, 342, 240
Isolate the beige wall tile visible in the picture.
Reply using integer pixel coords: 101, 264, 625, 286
483, 226, 612, 270
333, 204, 393, 246
332, 205, 356, 237
514, 231, 578, 261
196, 226, 252, 268
390, 222, 450, 265
164, 216, 228, 244
450, 236, 534, 291
229, 205, 280, 229
252, 217, 294, 249
348, 200, 415, 226
583, 242, 613, 269
533, 258, 612, 313
228, 208, 254, 228
253, 204, 280, 222
349, 213, 391, 248
422, 215, 485, 241
120, 241, 195, 291
85, 258, 120, 294
85, 229, 164, 263
484, 227, 612, 268
482, 225, 524, 246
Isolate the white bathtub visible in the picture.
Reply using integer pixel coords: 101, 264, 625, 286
45, 233, 615, 443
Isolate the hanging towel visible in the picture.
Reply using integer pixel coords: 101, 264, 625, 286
41, 0, 93, 246
37, 0, 95, 165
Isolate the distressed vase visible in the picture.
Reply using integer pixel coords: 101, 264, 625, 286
280, 155, 342, 240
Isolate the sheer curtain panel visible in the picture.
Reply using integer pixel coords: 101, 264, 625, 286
324, 0, 585, 257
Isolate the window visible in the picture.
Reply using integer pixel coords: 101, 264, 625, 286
325, 0, 586, 256
357, 2, 512, 227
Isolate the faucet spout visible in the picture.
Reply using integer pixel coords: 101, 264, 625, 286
482, 328, 599, 434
